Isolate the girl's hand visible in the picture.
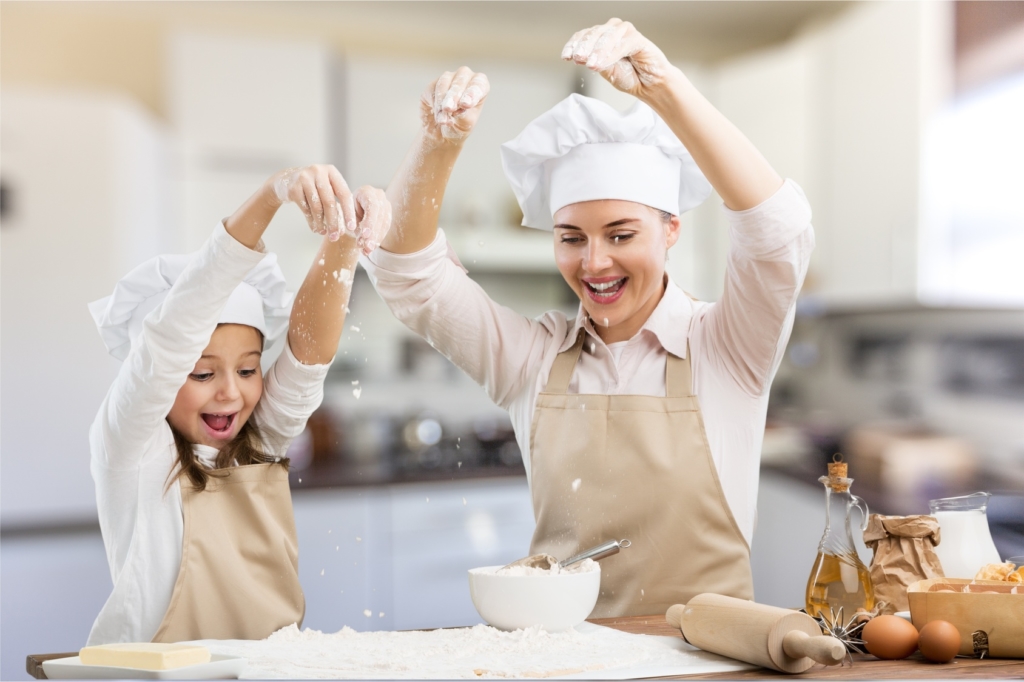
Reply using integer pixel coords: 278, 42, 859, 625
271, 164, 357, 242
420, 67, 490, 146
562, 19, 673, 100
352, 186, 393, 256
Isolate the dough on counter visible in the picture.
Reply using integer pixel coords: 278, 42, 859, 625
79, 643, 210, 670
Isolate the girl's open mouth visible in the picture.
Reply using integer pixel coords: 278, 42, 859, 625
583, 277, 627, 304
201, 412, 236, 439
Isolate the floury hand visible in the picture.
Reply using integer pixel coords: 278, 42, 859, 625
351, 186, 393, 256
272, 164, 357, 242
561, 18, 671, 99
420, 66, 490, 144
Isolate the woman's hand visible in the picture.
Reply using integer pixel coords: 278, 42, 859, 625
562, 19, 674, 101
420, 67, 490, 146
271, 164, 357, 242
351, 186, 392, 256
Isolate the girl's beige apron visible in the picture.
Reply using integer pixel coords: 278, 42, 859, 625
529, 330, 754, 617
152, 462, 304, 642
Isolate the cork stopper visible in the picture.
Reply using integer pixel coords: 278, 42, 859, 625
826, 453, 850, 492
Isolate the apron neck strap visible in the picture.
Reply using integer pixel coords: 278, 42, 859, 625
545, 329, 696, 398
544, 328, 587, 394
665, 344, 695, 398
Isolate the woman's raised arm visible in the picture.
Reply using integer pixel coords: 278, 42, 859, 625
564, 18, 782, 211
381, 67, 490, 254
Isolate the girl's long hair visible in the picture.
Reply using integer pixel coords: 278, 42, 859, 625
168, 417, 288, 491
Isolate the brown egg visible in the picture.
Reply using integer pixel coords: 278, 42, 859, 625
862, 615, 919, 660
918, 620, 961, 663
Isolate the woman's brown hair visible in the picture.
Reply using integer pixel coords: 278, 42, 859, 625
168, 417, 288, 491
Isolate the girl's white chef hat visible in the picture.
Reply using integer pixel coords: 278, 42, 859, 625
500, 93, 711, 230
89, 252, 291, 361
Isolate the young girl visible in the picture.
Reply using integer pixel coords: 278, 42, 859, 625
87, 164, 391, 644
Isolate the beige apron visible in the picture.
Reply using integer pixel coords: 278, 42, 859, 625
529, 330, 754, 617
152, 462, 304, 642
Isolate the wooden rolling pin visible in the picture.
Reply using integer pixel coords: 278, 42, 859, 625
666, 594, 846, 674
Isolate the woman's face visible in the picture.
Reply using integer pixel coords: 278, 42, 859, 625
167, 324, 264, 448
553, 200, 680, 342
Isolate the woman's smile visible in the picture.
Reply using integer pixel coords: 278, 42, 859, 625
582, 275, 629, 304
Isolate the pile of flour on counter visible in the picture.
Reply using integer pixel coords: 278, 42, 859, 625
195, 620, 721, 679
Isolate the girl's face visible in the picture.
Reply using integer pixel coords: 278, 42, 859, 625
167, 324, 264, 448
553, 200, 680, 343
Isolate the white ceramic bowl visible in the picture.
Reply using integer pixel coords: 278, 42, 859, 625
468, 565, 601, 632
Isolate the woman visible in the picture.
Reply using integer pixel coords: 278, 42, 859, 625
364, 19, 814, 617
87, 164, 390, 643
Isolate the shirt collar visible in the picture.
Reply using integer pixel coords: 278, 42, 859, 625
194, 444, 220, 468
559, 276, 695, 358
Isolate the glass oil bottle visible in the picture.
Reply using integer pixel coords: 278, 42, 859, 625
805, 455, 875, 624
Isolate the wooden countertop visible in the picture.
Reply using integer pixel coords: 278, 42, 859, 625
592, 616, 1024, 679
26, 615, 1024, 679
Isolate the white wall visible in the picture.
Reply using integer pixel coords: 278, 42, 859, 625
0, 89, 172, 526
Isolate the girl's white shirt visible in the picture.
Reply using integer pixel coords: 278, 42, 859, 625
87, 224, 330, 645
363, 179, 814, 549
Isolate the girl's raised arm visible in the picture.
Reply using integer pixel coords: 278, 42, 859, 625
91, 164, 376, 468
237, 163, 391, 364
288, 184, 391, 365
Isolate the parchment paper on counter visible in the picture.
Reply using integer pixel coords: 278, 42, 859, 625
188, 621, 754, 679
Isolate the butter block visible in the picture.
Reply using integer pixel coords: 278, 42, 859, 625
79, 643, 210, 670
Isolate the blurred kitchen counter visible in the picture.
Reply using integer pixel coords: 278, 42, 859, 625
289, 458, 524, 490
760, 455, 1024, 560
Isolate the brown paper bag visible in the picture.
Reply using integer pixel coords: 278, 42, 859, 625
864, 514, 944, 614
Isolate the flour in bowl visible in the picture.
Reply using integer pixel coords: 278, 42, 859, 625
491, 558, 598, 577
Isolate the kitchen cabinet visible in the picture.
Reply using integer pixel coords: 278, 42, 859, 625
167, 32, 340, 286
445, 227, 559, 274
711, 2, 954, 306
345, 54, 573, 274
293, 477, 536, 633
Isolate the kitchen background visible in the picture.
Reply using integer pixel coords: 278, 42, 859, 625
2, 1, 1023, 678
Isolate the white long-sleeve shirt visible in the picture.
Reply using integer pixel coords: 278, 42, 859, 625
364, 180, 814, 547
87, 224, 330, 645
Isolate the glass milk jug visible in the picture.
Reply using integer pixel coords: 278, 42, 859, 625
805, 456, 875, 623
929, 492, 1002, 578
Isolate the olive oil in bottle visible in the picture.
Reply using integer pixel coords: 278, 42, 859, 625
805, 455, 875, 624
806, 550, 874, 620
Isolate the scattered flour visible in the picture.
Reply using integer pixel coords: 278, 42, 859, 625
195, 620, 723, 679
491, 558, 598, 577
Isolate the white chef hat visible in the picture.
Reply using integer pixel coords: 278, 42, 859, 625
500, 93, 712, 230
89, 251, 292, 361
